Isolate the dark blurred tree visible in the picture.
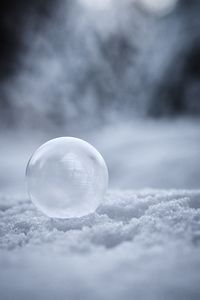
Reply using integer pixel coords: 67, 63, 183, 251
149, 0, 200, 116
0, 0, 57, 128
0, 0, 55, 80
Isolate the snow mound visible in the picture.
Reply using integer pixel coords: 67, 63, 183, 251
0, 190, 200, 300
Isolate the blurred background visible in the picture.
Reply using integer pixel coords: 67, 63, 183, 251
0, 0, 200, 195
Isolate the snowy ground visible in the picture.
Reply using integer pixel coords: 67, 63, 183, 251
0, 119, 200, 299
0, 119, 200, 194
1, 190, 200, 300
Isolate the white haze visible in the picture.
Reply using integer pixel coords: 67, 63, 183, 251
1, 0, 184, 130
0, 0, 199, 193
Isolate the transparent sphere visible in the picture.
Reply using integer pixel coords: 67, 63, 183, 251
26, 137, 108, 218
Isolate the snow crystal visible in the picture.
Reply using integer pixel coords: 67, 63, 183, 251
0, 190, 200, 299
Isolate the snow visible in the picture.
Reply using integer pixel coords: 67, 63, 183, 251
1, 119, 200, 195
1, 189, 200, 300
0, 119, 200, 299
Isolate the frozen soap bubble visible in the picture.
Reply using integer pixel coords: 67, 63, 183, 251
26, 137, 108, 218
